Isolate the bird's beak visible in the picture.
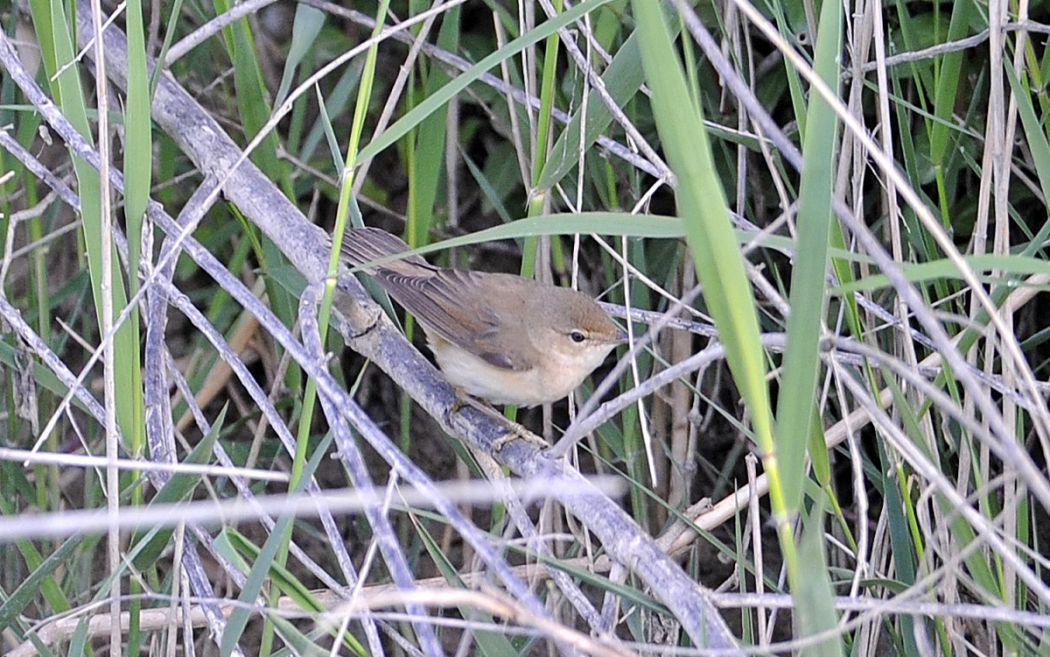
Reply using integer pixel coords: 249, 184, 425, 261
615, 328, 629, 344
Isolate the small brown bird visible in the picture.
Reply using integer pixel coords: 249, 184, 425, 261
342, 227, 626, 407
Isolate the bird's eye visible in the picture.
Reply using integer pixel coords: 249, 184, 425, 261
570, 330, 586, 343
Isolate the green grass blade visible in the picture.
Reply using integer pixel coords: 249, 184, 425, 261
631, 0, 774, 457
216, 430, 327, 657
773, 0, 842, 515
797, 497, 842, 657
128, 407, 226, 569
25, 0, 59, 95
410, 6, 461, 245
0, 526, 79, 629
1005, 65, 1050, 226
631, 0, 785, 634
123, 0, 150, 312
274, 4, 326, 108
538, 24, 686, 191
414, 513, 517, 656
47, 0, 142, 446
355, 0, 612, 166
928, 0, 976, 167
767, 0, 809, 138
833, 254, 1050, 294
212, 0, 303, 404
224, 529, 368, 657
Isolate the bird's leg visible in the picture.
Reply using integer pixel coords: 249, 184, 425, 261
445, 392, 548, 451
444, 388, 487, 426
489, 422, 549, 452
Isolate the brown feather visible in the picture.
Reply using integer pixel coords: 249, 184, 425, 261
343, 228, 534, 370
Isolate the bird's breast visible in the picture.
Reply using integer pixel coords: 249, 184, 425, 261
428, 339, 581, 407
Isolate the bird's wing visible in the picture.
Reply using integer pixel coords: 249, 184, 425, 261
341, 227, 430, 273
341, 228, 536, 371
377, 268, 534, 371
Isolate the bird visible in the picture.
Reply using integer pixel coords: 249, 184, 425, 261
341, 227, 626, 407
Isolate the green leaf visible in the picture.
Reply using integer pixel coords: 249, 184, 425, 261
832, 255, 1050, 294
123, 0, 151, 466
631, 4, 779, 646
0, 534, 82, 631
774, 0, 842, 515
929, 0, 977, 167
629, 0, 774, 485
356, 0, 613, 166
797, 497, 843, 657
1005, 64, 1050, 259
539, 29, 648, 190
49, 0, 143, 452
128, 406, 227, 570
217, 431, 330, 657
406, 5, 461, 248
414, 513, 516, 656
274, 4, 326, 108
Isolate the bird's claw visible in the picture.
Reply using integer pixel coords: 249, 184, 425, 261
445, 392, 548, 452
490, 423, 548, 452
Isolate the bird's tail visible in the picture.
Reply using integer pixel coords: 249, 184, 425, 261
341, 227, 430, 272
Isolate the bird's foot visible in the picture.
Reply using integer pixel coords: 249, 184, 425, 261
490, 423, 548, 452
445, 392, 547, 452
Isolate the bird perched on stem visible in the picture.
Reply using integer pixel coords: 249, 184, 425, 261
342, 227, 626, 407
